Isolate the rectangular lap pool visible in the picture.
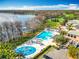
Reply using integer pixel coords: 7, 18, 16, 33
36, 31, 54, 40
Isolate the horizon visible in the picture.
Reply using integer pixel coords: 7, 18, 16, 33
0, 0, 79, 10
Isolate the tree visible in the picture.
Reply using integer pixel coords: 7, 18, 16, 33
54, 35, 69, 45
0, 25, 3, 41
0, 43, 17, 59
67, 23, 74, 30
2, 22, 10, 41
60, 30, 68, 35
56, 17, 65, 25
25, 18, 41, 33
63, 13, 76, 25
1, 21, 22, 42
14, 21, 23, 36
64, 13, 75, 20
68, 45, 79, 59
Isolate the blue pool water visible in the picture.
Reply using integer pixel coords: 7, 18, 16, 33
15, 46, 36, 56
36, 31, 53, 40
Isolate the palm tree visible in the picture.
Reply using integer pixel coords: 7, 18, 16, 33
67, 23, 74, 30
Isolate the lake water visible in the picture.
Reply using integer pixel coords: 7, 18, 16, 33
15, 14, 36, 23
0, 13, 36, 23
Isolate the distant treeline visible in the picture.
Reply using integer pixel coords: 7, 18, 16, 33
0, 10, 79, 15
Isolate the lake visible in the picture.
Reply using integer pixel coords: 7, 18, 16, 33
0, 13, 36, 23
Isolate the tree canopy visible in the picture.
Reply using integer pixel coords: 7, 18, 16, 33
68, 45, 79, 59
0, 43, 17, 59
54, 35, 69, 45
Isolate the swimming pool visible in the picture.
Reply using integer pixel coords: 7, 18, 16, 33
36, 31, 53, 40
15, 46, 36, 56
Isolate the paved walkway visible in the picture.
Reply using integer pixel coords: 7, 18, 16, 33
46, 49, 68, 59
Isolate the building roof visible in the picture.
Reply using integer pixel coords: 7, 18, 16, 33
67, 20, 79, 26
75, 25, 79, 29
68, 30, 79, 36
45, 49, 68, 59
